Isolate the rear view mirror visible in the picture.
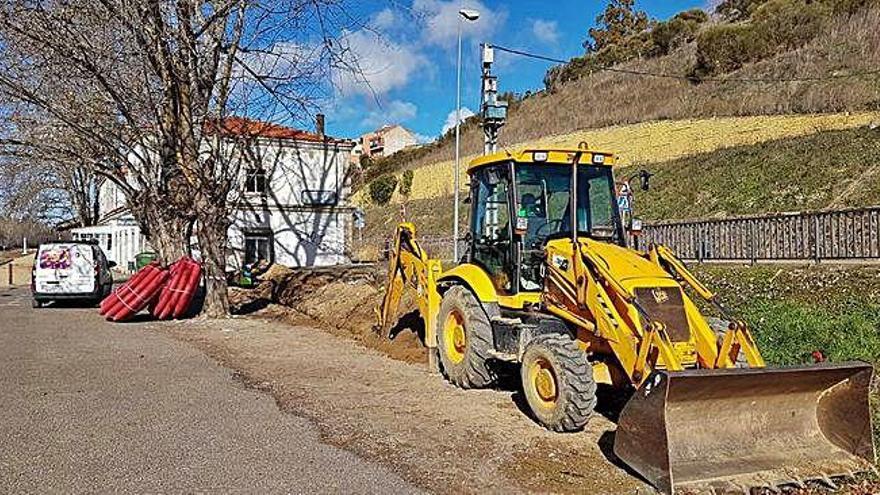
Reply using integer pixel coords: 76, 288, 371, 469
108, 261, 117, 269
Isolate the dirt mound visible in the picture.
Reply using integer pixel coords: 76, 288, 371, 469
229, 263, 426, 364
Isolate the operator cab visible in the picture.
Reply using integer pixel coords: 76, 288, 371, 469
466, 149, 624, 295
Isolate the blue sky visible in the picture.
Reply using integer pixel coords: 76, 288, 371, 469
323, 0, 706, 141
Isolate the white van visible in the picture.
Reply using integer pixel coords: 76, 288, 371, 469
31, 241, 115, 308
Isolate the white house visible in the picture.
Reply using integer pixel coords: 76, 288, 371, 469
358, 124, 418, 159
72, 116, 356, 271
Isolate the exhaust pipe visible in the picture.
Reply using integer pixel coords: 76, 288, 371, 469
614, 362, 875, 494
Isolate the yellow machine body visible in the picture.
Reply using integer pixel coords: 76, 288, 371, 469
375, 148, 876, 493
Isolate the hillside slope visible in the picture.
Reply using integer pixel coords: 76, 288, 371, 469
356, 111, 880, 205
362, 7, 879, 181
623, 126, 880, 220
353, 124, 880, 260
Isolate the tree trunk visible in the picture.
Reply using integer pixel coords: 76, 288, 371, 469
133, 199, 192, 264
195, 208, 230, 318
148, 217, 192, 262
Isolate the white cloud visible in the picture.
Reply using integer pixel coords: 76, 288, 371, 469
372, 8, 398, 29
361, 100, 418, 128
531, 19, 560, 45
441, 106, 475, 135
413, 0, 504, 47
334, 29, 426, 97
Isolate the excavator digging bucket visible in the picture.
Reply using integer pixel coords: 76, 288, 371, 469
614, 362, 876, 494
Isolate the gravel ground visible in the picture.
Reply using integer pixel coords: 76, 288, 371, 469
0, 285, 420, 494
156, 306, 648, 495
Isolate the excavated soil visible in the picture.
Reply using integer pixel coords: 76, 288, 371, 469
229, 263, 427, 364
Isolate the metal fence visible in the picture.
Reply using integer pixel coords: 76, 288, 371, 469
377, 206, 880, 264
641, 206, 880, 263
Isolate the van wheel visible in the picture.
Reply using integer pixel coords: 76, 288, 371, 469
32, 299, 42, 309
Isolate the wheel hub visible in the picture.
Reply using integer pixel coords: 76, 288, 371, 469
452, 325, 466, 354
443, 311, 466, 364
531, 359, 558, 405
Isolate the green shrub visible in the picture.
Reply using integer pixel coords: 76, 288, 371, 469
368, 175, 398, 206
399, 169, 414, 198
650, 9, 709, 57
693, 0, 832, 78
692, 23, 771, 77
752, 0, 830, 49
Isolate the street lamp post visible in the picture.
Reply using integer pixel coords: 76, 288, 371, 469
454, 8, 480, 261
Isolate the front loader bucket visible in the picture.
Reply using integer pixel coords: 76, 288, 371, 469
614, 362, 875, 494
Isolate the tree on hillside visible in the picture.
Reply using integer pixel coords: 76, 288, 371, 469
0, 0, 364, 317
585, 0, 650, 53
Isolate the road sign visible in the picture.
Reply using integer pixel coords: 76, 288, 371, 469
353, 208, 366, 230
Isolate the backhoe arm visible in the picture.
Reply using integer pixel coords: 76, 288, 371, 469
375, 223, 442, 343
648, 244, 765, 367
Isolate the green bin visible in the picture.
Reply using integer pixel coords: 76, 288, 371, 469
135, 251, 158, 270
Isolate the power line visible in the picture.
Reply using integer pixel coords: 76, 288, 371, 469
490, 44, 880, 84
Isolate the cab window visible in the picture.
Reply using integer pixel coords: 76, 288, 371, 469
470, 165, 513, 294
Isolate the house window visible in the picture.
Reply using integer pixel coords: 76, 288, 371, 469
301, 189, 338, 206
244, 231, 273, 265
244, 167, 267, 194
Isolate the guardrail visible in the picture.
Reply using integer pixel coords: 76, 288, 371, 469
641, 206, 880, 263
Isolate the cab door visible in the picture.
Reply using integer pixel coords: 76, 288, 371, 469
468, 164, 515, 294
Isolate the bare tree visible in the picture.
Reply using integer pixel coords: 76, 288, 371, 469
0, 0, 364, 316
0, 113, 102, 227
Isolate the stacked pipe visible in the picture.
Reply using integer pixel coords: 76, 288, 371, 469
99, 256, 202, 322
152, 257, 202, 320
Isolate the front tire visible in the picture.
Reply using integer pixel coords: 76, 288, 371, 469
436, 286, 495, 389
521, 333, 597, 432
32, 299, 42, 309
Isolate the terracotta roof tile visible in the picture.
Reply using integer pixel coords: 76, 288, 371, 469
208, 116, 351, 144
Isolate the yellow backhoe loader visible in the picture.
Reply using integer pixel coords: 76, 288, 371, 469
376, 148, 876, 494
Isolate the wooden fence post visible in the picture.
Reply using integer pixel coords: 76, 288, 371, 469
812, 214, 820, 264
749, 220, 757, 265
7, 263, 12, 285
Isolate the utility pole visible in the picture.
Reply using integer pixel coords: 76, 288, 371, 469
480, 44, 507, 155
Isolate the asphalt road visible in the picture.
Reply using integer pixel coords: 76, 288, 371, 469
0, 285, 420, 494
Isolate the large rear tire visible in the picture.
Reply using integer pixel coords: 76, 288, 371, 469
521, 333, 596, 432
436, 286, 495, 389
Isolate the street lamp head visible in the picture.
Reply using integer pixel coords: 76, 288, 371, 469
459, 8, 480, 21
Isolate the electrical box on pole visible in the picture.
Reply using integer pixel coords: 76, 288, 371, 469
480, 44, 507, 155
